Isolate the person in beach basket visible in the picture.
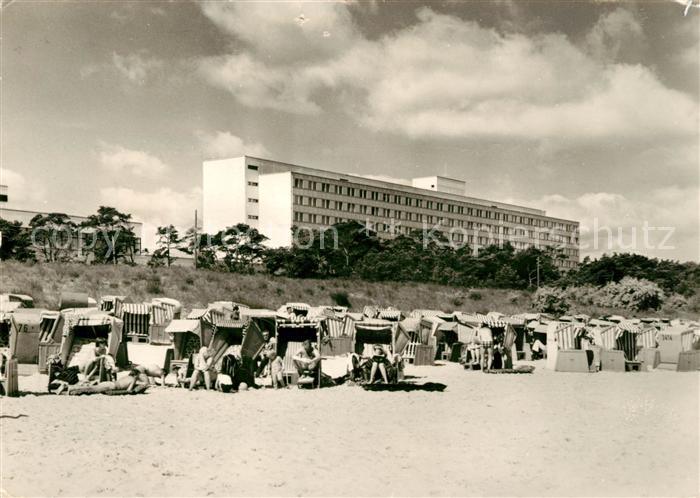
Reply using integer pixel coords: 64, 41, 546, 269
293, 339, 321, 387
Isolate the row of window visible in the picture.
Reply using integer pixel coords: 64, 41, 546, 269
292, 196, 577, 238
291, 211, 578, 245
291, 185, 576, 232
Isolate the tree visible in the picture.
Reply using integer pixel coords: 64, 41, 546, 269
179, 227, 219, 270
218, 224, 268, 273
28, 213, 77, 262
149, 225, 180, 267
81, 206, 138, 264
0, 218, 35, 262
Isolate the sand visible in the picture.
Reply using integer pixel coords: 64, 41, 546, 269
1, 349, 698, 497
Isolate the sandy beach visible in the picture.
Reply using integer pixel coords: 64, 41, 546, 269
2, 348, 698, 498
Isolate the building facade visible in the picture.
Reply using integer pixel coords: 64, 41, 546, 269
203, 156, 580, 269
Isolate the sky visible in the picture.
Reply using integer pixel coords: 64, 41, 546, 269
1, 0, 698, 261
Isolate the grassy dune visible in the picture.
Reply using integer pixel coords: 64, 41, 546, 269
0, 261, 693, 317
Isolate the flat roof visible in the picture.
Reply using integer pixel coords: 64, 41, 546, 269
0, 207, 143, 226
242, 156, 578, 224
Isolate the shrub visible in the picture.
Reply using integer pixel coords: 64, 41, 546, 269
596, 277, 664, 311
146, 275, 162, 294
185, 276, 195, 285
330, 291, 351, 308
450, 296, 464, 307
468, 291, 482, 301
663, 294, 688, 310
533, 286, 570, 314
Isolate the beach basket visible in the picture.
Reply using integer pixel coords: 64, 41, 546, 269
413, 345, 434, 366
38, 343, 61, 374
554, 350, 590, 373
320, 336, 352, 357
600, 349, 625, 372
677, 350, 700, 372
638, 348, 660, 370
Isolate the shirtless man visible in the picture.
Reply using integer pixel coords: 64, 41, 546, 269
478, 326, 494, 372
68, 369, 148, 395
293, 340, 321, 385
134, 364, 165, 385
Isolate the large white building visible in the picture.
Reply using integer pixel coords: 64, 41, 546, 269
203, 156, 580, 269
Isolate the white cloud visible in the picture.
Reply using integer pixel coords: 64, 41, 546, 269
198, 5, 698, 142
99, 186, 201, 250
112, 52, 162, 85
98, 142, 169, 179
523, 187, 700, 261
196, 131, 269, 160
585, 8, 644, 62
0, 168, 48, 210
200, 2, 359, 64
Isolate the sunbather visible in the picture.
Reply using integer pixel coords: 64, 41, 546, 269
163, 365, 182, 387
84, 339, 116, 381
369, 344, 390, 384
189, 346, 213, 391
134, 364, 165, 385
293, 339, 321, 384
68, 368, 147, 395
467, 337, 482, 366
478, 327, 494, 371
268, 350, 285, 389
256, 331, 276, 377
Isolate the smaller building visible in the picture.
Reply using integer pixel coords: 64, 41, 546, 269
0, 185, 143, 262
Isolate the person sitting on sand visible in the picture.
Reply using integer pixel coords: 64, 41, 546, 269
189, 347, 213, 391
369, 344, 390, 384
163, 365, 182, 387
478, 327, 494, 372
293, 339, 321, 384
68, 368, 148, 395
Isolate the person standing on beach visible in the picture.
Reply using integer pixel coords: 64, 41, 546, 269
189, 347, 213, 391
478, 327, 494, 372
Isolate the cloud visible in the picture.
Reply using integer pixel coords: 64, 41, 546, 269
198, 5, 697, 142
196, 131, 269, 159
200, 2, 359, 64
585, 8, 645, 62
99, 186, 201, 250
112, 52, 162, 85
198, 53, 324, 114
524, 187, 700, 261
0, 168, 48, 210
98, 143, 169, 179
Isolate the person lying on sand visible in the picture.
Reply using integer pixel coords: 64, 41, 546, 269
293, 340, 321, 384
68, 369, 148, 395
134, 364, 165, 385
